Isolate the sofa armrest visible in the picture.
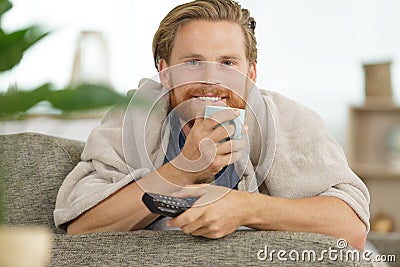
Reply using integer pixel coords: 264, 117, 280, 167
51, 230, 372, 266
0, 132, 84, 233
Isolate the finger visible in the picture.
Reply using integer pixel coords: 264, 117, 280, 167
208, 122, 248, 144
203, 109, 240, 131
193, 228, 233, 239
217, 139, 246, 155
216, 151, 243, 166
190, 226, 215, 238
167, 206, 203, 228
208, 124, 235, 143
192, 116, 205, 128
180, 212, 208, 234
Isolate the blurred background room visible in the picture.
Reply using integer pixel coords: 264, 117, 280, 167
1, 0, 400, 250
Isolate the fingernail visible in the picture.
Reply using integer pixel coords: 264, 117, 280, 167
244, 125, 248, 131
234, 109, 240, 116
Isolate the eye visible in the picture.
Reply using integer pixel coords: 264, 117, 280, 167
222, 60, 235, 66
186, 59, 200, 66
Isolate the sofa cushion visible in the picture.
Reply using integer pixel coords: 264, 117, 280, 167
0, 132, 84, 233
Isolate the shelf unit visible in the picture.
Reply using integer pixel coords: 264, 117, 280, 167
347, 104, 400, 232
347, 104, 400, 180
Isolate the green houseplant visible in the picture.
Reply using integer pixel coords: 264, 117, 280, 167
0, 0, 137, 223
0, 1, 125, 264
0, 0, 130, 118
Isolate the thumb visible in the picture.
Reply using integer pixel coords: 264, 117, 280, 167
192, 116, 204, 128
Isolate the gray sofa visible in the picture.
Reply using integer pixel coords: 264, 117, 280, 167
0, 132, 387, 266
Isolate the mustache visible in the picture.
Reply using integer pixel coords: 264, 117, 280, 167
178, 85, 235, 97
170, 83, 247, 112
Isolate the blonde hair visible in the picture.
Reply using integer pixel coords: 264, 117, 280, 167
152, 0, 257, 70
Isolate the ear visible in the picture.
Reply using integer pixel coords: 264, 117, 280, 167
158, 58, 171, 89
248, 61, 257, 83
244, 62, 257, 96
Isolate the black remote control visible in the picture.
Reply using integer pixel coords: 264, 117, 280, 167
142, 192, 199, 217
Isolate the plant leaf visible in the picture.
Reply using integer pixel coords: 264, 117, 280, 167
0, 83, 51, 114
0, 0, 12, 19
0, 26, 49, 71
46, 84, 130, 111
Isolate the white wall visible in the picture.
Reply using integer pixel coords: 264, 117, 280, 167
251, 0, 400, 146
1, 0, 400, 145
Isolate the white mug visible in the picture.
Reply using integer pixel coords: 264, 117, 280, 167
204, 105, 245, 140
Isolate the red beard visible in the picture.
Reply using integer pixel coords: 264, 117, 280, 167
171, 84, 246, 108
170, 84, 247, 128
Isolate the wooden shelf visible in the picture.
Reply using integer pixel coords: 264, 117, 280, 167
348, 104, 400, 231
350, 104, 400, 112
347, 104, 400, 180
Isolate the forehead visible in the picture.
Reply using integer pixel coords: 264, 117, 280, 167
170, 20, 247, 61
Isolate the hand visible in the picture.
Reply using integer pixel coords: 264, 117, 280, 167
166, 184, 251, 239
170, 109, 248, 184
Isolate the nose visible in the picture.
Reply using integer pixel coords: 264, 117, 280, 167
199, 62, 223, 85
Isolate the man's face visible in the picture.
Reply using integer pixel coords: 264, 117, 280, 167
159, 20, 256, 124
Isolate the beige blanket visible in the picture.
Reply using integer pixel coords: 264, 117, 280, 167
54, 81, 370, 231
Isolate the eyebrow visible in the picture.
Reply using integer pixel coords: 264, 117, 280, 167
178, 53, 243, 61
218, 55, 242, 61
178, 53, 205, 60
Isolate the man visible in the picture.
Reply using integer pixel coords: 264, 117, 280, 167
54, 0, 370, 250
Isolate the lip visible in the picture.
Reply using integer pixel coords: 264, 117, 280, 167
192, 96, 227, 100
193, 94, 226, 98
192, 96, 227, 105
203, 93, 222, 97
